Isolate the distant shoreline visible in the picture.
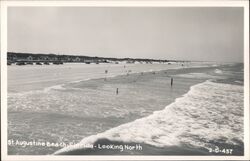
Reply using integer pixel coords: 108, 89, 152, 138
7, 52, 188, 65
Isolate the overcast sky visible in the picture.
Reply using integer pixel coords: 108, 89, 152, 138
8, 7, 243, 62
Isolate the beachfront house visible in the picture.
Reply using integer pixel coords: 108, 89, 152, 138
42, 56, 50, 61
27, 56, 33, 61
126, 60, 135, 64
66, 56, 73, 62
74, 57, 81, 62
52, 57, 58, 61
7, 54, 17, 62
84, 59, 94, 64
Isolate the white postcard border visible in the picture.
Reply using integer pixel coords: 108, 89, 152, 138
1, 1, 249, 161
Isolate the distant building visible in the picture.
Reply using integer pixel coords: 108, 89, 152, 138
8, 54, 17, 62
43, 56, 49, 61
126, 60, 135, 64
27, 56, 33, 61
84, 59, 94, 64
66, 57, 72, 62
74, 57, 81, 62
52, 57, 58, 61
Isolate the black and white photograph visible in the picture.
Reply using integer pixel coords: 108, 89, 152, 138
1, 0, 249, 160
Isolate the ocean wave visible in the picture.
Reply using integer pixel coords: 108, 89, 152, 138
43, 84, 66, 92
234, 80, 244, 84
175, 73, 220, 79
214, 69, 223, 74
55, 80, 243, 155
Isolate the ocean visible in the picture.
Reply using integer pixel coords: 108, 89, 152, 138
7, 62, 244, 155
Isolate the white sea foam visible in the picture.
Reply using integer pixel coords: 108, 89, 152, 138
70, 78, 90, 84
43, 84, 66, 92
235, 80, 243, 84
55, 81, 243, 154
214, 69, 223, 74
175, 73, 219, 79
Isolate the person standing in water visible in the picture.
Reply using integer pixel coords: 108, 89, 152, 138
116, 88, 119, 95
104, 70, 108, 81
171, 78, 173, 87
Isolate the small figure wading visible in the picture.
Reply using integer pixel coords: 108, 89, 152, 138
116, 88, 119, 95
171, 78, 173, 87
104, 70, 108, 81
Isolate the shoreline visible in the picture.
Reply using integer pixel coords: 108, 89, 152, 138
8, 63, 220, 94
8, 63, 185, 93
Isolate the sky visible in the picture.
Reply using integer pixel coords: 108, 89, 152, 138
8, 7, 244, 62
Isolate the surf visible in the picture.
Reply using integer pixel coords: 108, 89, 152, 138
54, 80, 244, 155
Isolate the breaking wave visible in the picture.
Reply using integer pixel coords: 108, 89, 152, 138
214, 69, 223, 74
55, 80, 244, 155
175, 73, 220, 79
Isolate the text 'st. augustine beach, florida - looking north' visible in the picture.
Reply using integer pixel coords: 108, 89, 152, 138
4, 5, 247, 157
